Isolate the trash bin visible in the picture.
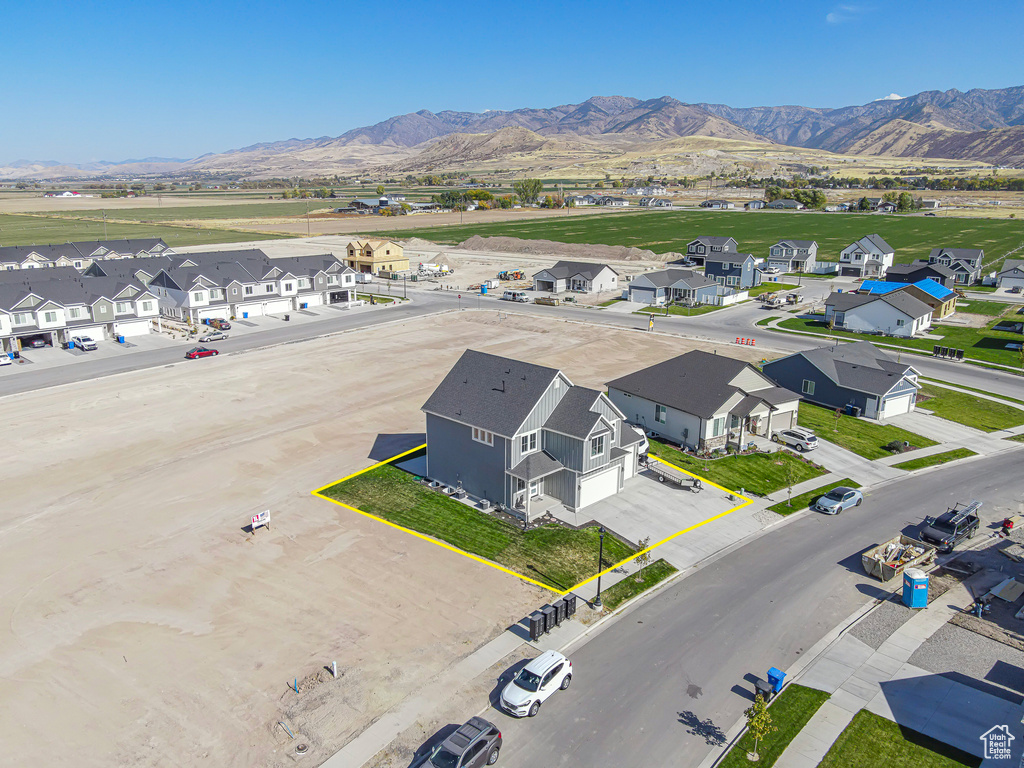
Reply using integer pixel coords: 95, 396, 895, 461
767, 667, 786, 694
902, 568, 928, 608
283, 314, 290, 322
67, 341, 74, 350
242, 312, 248, 319
754, 678, 774, 701
528, 612, 545, 642
541, 605, 557, 632
116, 335, 125, 344
563, 594, 577, 618
553, 598, 567, 623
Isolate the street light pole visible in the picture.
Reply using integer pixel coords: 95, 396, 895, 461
594, 526, 606, 608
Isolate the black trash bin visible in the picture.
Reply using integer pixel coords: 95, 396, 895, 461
563, 594, 577, 618
541, 605, 557, 632
528, 612, 545, 642
284, 314, 290, 321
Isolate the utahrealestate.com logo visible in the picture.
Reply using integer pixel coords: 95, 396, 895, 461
981, 725, 1015, 759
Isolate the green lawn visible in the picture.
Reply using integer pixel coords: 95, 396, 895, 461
636, 303, 724, 316
748, 282, 799, 297
958, 299, 1020, 316
598, 297, 625, 307
920, 378, 1024, 406
599, 559, 677, 610
798, 403, 938, 459
0, 212, 282, 248
777, 316, 1024, 368
918, 384, 1024, 431
320, 463, 635, 591
893, 448, 977, 471
719, 685, 831, 768
357, 293, 397, 304
366, 208, 1024, 266
818, 709, 981, 768
757, 315, 782, 326
1006, 433, 1024, 442
647, 441, 826, 496
767, 478, 861, 516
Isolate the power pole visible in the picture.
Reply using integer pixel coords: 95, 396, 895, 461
305, 199, 310, 237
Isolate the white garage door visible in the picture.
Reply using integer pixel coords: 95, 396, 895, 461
262, 299, 292, 315
881, 393, 914, 418
115, 319, 152, 338
69, 325, 106, 341
629, 287, 656, 304
298, 294, 323, 308
236, 303, 264, 318
578, 466, 620, 509
196, 307, 226, 321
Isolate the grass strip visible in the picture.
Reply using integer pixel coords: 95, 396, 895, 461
767, 478, 861, 516
757, 315, 781, 326
636, 303, 724, 316
718, 685, 831, 768
748, 283, 799, 297
1006, 433, 1024, 443
893, 448, 977, 471
919, 378, 1024, 407
818, 709, 982, 768
647, 440, 826, 497
321, 463, 635, 591
599, 559, 677, 611
918, 385, 1024, 431
798, 403, 937, 460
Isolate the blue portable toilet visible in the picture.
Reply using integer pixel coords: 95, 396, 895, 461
767, 667, 786, 694
481, 284, 488, 295
903, 568, 928, 608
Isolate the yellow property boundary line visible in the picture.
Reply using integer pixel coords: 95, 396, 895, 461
312, 446, 752, 595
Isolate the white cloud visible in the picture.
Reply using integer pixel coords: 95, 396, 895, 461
826, 4, 864, 24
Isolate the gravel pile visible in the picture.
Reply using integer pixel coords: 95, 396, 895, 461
909, 623, 1024, 704
753, 508, 784, 527
850, 599, 915, 650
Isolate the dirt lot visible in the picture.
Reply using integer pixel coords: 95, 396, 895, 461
0, 310, 763, 768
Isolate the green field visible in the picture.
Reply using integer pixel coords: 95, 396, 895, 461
818, 709, 981, 768
368, 209, 1024, 266
0, 212, 285, 248
893, 448, 977, 471
48, 200, 339, 222
777, 315, 1024, 368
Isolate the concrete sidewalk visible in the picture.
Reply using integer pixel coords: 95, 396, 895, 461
776, 578, 1024, 767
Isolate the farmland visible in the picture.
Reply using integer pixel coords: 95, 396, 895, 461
369, 209, 1024, 266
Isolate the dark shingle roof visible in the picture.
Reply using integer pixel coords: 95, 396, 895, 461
508, 451, 565, 481
928, 248, 983, 262
544, 386, 603, 438
703, 252, 754, 265
861, 233, 894, 254
825, 292, 876, 311
634, 268, 716, 289
533, 260, 618, 280
886, 262, 954, 279
422, 350, 560, 437
796, 342, 917, 396
691, 236, 736, 248
606, 350, 751, 419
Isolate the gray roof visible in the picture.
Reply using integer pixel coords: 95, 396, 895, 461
825, 290, 931, 319
607, 350, 753, 419
421, 350, 560, 437
1000, 259, 1024, 275
508, 451, 564, 481
0, 238, 170, 264
826, 292, 877, 311
886, 262, 954, 279
533, 260, 618, 280
0, 272, 153, 311
776, 240, 817, 249
544, 386, 604, 438
691, 236, 736, 248
928, 248, 983, 262
793, 342, 917, 396
860, 233, 894, 254
634, 268, 716, 289
703, 252, 754, 265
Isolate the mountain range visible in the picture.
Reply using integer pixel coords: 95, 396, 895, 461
5, 86, 1024, 180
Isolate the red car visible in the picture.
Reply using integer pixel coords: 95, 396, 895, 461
185, 346, 219, 359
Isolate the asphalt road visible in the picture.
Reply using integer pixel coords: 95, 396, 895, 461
494, 451, 1024, 768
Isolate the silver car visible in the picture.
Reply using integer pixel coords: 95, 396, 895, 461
813, 486, 863, 515
772, 427, 818, 452
199, 331, 228, 343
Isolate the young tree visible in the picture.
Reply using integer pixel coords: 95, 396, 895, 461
633, 536, 651, 582
743, 694, 777, 761
513, 178, 543, 205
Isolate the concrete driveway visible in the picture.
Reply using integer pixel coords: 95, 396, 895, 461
550, 469, 768, 571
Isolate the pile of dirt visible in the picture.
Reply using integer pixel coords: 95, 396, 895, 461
402, 237, 443, 250
457, 235, 679, 263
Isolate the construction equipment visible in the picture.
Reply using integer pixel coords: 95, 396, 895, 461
786, 293, 802, 305
862, 535, 936, 581
760, 292, 782, 308
498, 269, 526, 281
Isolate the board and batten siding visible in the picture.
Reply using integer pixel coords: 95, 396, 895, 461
543, 430, 584, 472
425, 413, 509, 504
608, 387, 703, 450
510, 374, 571, 466
581, 424, 614, 474
543, 469, 577, 508
762, 356, 877, 417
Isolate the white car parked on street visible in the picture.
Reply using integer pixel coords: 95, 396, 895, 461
499, 650, 572, 717
772, 426, 818, 452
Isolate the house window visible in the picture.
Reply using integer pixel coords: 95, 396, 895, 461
192, 292, 203, 302
116, 302, 130, 313
472, 427, 494, 446
896, 318, 906, 327
727, 276, 739, 286
43, 311, 57, 323
13, 312, 30, 325
284, 282, 294, 292
516, 478, 526, 491
712, 417, 726, 437
802, 379, 815, 396
244, 286, 254, 295
722, 263, 731, 270
141, 301, 153, 312
68, 307, 82, 319
264, 284, 274, 293
328, 275, 338, 285
590, 435, 605, 457
655, 404, 667, 424
520, 431, 538, 454
299, 278, 310, 288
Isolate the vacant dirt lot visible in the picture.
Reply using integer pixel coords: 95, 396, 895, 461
0, 310, 763, 767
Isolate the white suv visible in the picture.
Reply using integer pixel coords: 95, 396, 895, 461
772, 426, 818, 452
500, 650, 572, 717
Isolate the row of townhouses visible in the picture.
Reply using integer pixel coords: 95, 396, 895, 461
0, 249, 358, 353
0, 238, 174, 271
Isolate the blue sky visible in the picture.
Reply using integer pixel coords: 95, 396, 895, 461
1, 0, 1021, 162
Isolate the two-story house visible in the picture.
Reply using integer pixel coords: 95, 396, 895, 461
927, 248, 984, 285
680, 237, 738, 267
345, 240, 408, 274
839, 234, 895, 278
421, 350, 645, 521
703, 252, 760, 289
607, 350, 800, 452
766, 240, 818, 273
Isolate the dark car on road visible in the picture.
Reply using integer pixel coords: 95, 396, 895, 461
920, 501, 981, 553
426, 717, 502, 768
185, 346, 219, 359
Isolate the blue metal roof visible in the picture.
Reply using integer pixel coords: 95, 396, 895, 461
860, 279, 955, 301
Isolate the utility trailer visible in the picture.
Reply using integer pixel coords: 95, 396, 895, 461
862, 535, 936, 581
